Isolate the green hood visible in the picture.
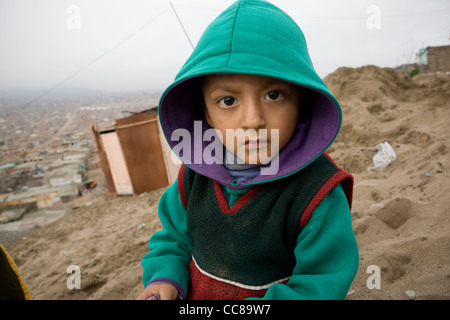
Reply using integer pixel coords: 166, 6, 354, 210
159, 0, 342, 189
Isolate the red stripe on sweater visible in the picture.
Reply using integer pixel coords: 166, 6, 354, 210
177, 164, 187, 209
299, 169, 353, 230
322, 153, 353, 210
213, 180, 262, 214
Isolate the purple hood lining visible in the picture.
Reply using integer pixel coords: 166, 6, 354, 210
159, 75, 341, 190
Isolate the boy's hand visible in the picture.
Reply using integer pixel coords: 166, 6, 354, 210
136, 283, 179, 300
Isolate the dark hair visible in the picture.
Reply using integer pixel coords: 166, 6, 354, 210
191, 76, 206, 110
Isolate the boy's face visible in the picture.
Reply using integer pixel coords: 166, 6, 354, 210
202, 73, 300, 165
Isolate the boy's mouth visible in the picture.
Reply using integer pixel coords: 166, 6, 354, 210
245, 139, 268, 150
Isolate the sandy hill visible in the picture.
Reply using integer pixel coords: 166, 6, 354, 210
3, 65, 450, 300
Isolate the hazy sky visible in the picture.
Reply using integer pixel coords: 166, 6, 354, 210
1, 0, 449, 94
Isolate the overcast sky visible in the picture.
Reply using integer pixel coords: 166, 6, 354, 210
0, 0, 449, 94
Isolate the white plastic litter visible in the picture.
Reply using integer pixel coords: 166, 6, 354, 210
367, 142, 396, 171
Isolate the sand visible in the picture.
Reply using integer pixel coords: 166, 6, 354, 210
3, 65, 450, 300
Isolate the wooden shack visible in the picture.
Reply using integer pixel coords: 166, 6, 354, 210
92, 109, 179, 195
418, 45, 450, 73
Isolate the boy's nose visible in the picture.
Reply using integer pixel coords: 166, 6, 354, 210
240, 99, 266, 129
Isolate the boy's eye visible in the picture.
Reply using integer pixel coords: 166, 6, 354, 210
265, 90, 284, 101
218, 96, 236, 108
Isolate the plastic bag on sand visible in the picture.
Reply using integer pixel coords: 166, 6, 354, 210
367, 142, 396, 171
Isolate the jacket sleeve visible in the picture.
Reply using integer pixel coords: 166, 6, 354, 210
248, 184, 359, 300
140, 179, 193, 297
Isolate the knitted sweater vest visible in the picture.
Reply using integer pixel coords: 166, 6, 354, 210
178, 154, 353, 300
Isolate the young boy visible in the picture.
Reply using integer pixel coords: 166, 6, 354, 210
137, 0, 358, 300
